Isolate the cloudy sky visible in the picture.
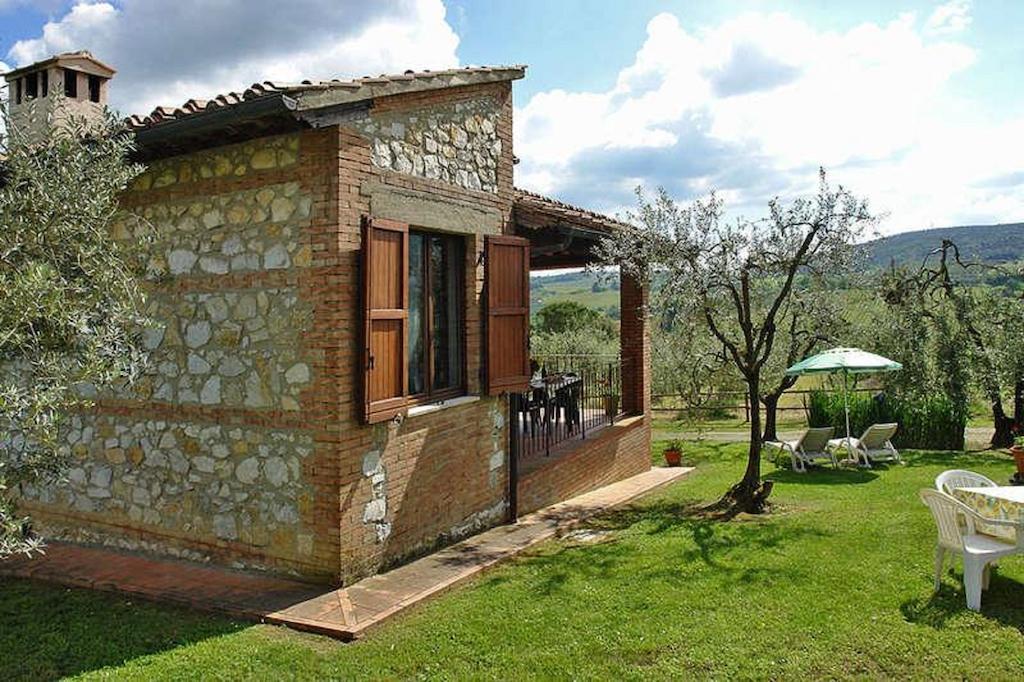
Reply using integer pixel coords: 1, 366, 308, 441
2, 0, 1022, 234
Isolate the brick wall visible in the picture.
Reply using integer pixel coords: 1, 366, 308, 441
329, 81, 518, 583
516, 417, 651, 515
621, 273, 651, 417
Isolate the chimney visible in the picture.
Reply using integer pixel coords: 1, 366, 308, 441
3, 51, 116, 141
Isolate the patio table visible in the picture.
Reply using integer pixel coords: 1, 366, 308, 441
951, 486, 1024, 542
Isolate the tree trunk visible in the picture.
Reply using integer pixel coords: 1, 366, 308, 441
720, 377, 773, 514
991, 398, 1015, 448
761, 393, 780, 442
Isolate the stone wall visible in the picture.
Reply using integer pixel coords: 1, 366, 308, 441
133, 288, 312, 411
130, 135, 300, 190
354, 94, 502, 193
124, 181, 314, 279
21, 130, 341, 579
27, 414, 316, 563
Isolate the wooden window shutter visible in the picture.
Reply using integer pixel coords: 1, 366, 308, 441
485, 235, 531, 394
362, 217, 409, 423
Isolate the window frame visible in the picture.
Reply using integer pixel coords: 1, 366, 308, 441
406, 229, 467, 406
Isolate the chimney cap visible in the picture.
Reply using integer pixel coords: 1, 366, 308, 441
3, 50, 116, 82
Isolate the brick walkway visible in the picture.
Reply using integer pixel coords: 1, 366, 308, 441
1, 466, 693, 640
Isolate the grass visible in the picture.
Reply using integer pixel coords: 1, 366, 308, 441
652, 414, 808, 434
4, 443, 1024, 680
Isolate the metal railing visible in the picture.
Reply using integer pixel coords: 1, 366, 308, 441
509, 355, 627, 460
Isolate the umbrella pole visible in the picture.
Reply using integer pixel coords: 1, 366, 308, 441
843, 369, 854, 466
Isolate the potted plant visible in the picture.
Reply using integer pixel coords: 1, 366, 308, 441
664, 439, 684, 467
1011, 436, 1024, 477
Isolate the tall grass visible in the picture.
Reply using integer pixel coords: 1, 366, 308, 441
805, 390, 966, 450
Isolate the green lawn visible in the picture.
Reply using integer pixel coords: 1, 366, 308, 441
4, 443, 1024, 680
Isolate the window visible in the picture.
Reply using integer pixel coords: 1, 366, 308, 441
64, 68, 77, 98
15, 78, 22, 105
361, 219, 529, 424
88, 74, 101, 103
408, 231, 464, 399
25, 72, 37, 99
41, 70, 48, 97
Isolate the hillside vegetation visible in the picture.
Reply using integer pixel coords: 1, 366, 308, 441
863, 222, 1024, 267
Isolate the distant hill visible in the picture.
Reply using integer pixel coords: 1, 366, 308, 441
863, 222, 1024, 268
530, 270, 620, 317
529, 222, 1024, 316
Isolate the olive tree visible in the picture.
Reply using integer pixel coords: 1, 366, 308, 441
597, 171, 872, 513
758, 286, 846, 441
1, 99, 149, 556
882, 240, 1024, 446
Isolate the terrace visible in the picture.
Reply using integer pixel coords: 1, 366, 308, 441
510, 190, 650, 515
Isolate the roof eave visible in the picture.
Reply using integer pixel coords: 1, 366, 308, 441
132, 93, 301, 160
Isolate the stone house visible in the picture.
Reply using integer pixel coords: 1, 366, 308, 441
5, 53, 652, 585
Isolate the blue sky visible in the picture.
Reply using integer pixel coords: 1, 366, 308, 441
3, 0, 1023, 233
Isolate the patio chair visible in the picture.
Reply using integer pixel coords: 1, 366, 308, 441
767, 427, 836, 473
935, 469, 998, 496
828, 423, 900, 467
919, 489, 1024, 611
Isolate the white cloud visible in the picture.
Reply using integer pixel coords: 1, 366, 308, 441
6, 0, 459, 116
925, 0, 972, 35
515, 7, 1023, 233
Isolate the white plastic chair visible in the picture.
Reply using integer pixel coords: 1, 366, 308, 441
767, 427, 836, 473
829, 423, 900, 467
919, 489, 1023, 611
935, 469, 998, 496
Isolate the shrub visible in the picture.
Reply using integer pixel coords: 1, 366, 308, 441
806, 389, 966, 450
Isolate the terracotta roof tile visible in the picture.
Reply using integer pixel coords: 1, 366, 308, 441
514, 188, 628, 233
126, 65, 525, 132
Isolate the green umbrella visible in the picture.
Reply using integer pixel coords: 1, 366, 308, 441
785, 347, 903, 455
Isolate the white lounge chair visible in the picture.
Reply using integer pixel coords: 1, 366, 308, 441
919, 489, 1023, 611
935, 469, 998, 496
766, 427, 836, 473
828, 423, 900, 467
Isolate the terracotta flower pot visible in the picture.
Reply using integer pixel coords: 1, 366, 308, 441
664, 448, 682, 467
1011, 446, 1024, 475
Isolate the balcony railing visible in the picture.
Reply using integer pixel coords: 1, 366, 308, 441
509, 354, 627, 461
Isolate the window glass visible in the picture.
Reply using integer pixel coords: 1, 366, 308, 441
431, 236, 463, 390
405, 231, 464, 398
408, 233, 425, 395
